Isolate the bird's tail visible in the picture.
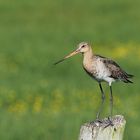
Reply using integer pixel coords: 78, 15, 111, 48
127, 74, 134, 78
123, 78, 133, 83
122, 71, 134, 83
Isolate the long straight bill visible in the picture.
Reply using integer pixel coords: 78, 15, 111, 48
54, 50, 79, 65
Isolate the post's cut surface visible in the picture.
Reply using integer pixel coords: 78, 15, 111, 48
79, 115, 126, 140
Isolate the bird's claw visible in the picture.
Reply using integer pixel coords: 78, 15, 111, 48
104, 117, 114, 128
90, 117, 114, 128
95, 118, 103, 123
90, 118, 103, 126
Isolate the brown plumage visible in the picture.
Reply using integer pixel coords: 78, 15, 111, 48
54, 42, 133, 122
93, 55, 133, 83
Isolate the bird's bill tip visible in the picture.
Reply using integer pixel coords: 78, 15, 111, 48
54, 58, 65, 65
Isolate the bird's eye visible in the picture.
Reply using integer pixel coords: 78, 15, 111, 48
81, 45, 85, 48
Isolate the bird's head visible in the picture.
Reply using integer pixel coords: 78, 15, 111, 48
76, 42, 90, 53
54, 42, 90, 65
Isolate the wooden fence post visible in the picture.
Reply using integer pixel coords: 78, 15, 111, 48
79, 115, 126, 140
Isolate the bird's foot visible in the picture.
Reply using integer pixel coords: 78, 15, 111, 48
90, 118, 103, 126
95, 118, 103, 123
104, 116, 114, 128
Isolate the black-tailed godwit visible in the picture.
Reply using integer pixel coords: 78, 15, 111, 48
54, 42, 133, 124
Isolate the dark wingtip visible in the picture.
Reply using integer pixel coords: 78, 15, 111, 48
123, 79, 133, 84
127, 79, 133, 83
127, 74, 134, 78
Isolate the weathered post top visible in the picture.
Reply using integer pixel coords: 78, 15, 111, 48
79, 115, 126, 140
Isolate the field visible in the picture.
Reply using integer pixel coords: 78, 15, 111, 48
0, 0, 140, 139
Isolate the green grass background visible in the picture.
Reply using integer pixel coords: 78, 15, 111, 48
0, 0, 140, 139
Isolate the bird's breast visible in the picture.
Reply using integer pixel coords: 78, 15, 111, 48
83, 58, 111, 81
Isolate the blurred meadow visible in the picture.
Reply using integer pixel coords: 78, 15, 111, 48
0, 0, 140, 139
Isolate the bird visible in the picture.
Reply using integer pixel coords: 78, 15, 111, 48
54, 42, 133, 124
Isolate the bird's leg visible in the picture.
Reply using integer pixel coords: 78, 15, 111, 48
104, 85, 114, 128
109, 85, 113, 119
96, 83, 105, 122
